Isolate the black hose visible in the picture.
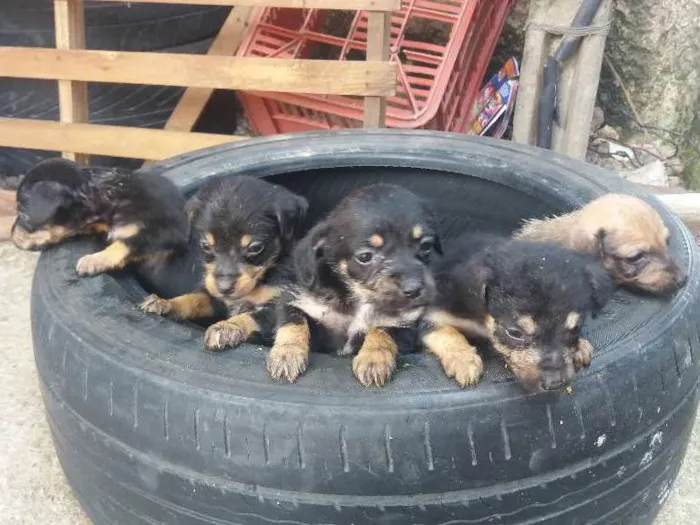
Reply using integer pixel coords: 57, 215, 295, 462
536, 0, 605, 149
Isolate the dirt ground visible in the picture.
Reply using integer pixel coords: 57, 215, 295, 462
0, 240, 698, 524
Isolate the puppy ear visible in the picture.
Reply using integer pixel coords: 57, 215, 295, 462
25, 181, 76, 224
595, 228, 608, 258
462, 251, 494, 308
293, 221, 329, 288
276, 193, 309, 244
184, 193, 204, 226
585, 262, 615, 316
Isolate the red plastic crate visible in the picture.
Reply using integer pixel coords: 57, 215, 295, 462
236, 0, 514, 134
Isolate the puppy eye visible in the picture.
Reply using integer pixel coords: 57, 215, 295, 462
626, 252, 645, 263
200, 240, 212, 252
418, 238, 434, 255
505, 327, 524, 341
355, 251, 374, 265
247, 241, 265, 256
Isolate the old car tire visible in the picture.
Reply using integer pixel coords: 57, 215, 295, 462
32, 131, 700, 524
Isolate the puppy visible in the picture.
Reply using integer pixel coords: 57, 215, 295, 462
514, 193, 685, 294
140, 176, 308, 351
424, 234, 614, 392
12, 158, 188, 276
271, 184, 441, 386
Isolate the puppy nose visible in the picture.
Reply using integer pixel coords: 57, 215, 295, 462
400, 278, 423, 299
541, 375, 566, 391
216, 276, 238, 295
674, 270, 688, 288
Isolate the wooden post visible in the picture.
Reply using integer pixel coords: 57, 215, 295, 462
363, 11, 391, 128
54, 0, 89, 164
512, 0, 612, 160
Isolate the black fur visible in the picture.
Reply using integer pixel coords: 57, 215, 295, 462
142, 175, 308, 350
431, 233, 614, 391
280, 184, 442, 355
13, 158, 188, 266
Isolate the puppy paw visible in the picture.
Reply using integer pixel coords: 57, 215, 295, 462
352, 349, 396, 387
204, 320, 248, 351
76, 252, 109, 276
573, 338, 593, 371
139, 294, 171, 316
439, 349, 484, 388
267, 344, 309, 383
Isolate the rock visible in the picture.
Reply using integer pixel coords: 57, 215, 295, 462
595, 125, 619, 141
590, 106, 605, 133
598, 0, 700, 187
621, 159, 668, 187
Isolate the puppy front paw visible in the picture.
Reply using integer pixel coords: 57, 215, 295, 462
139, 294, 172, 316
439, 349, 484, 388
76, 252, 109, 276
573, 338, 593, 371
267, 344, 308, 383
204, 320, 248, 351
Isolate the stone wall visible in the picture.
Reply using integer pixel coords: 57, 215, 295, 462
494, 0, 700, 186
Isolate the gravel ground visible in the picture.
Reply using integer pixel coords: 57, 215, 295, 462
0, 240, 697, 525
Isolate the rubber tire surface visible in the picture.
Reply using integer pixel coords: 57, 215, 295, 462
0, 0, 231, 177
32, 131, 700, 525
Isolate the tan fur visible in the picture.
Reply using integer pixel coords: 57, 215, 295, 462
110, 223, 140, 240
205, 232, 215, 246
88, 222, 110, 234
12, 224, 72, 250
411, 225, 424, 240
234, 265, 267, 297
485, 315, 541, 385
140, 292, 214, 320
515, 194, 680, 292
369, 234, 384, 248
240, 234, 252, 248
203, 262, 219, 298
267, 321, 311, 383
517, 315, 537, 335
423, 325, 483, 387
244, 285, 280, 306
573, 338, 593, 370
565, 312, 580, 330
204, 313, 259, 351
352, 327, 399, 387
76, 241, 131, 276
425, 309, 489, 339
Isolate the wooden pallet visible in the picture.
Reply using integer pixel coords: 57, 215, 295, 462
0, 0, 398, 164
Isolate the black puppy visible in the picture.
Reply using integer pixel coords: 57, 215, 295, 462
140, 176, 308, 351
12, 158, 188, 276
270, 184, 441, 386
423, 234, 614, 392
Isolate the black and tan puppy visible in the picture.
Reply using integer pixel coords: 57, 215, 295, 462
140, 176, 308, 351
514, 194, 685, 294
12, 158, 188, 276
424, 234, 614, 392
270, 184, 441, 386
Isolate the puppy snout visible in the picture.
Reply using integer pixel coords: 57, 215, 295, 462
215, 274, 239, 295
672, 264, 687, 288
539, 352, 569, 391
400, 277, 423, 299
541, 373, 566, 391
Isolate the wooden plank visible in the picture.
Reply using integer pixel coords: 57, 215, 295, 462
556, 0, 611, 159
1, 47, 398, 96
164, 6, 256, 132
363, 11, 392, 128
512, 0, 551, 145
54, 0, 89, 164
0, 118, 244, 160
89, 0, 400, 11
141, 7, 256, 167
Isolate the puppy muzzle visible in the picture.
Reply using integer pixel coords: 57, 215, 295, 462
538, 351, 573, 392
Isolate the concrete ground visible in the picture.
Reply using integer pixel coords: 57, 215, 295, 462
0, 240, 698, 525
